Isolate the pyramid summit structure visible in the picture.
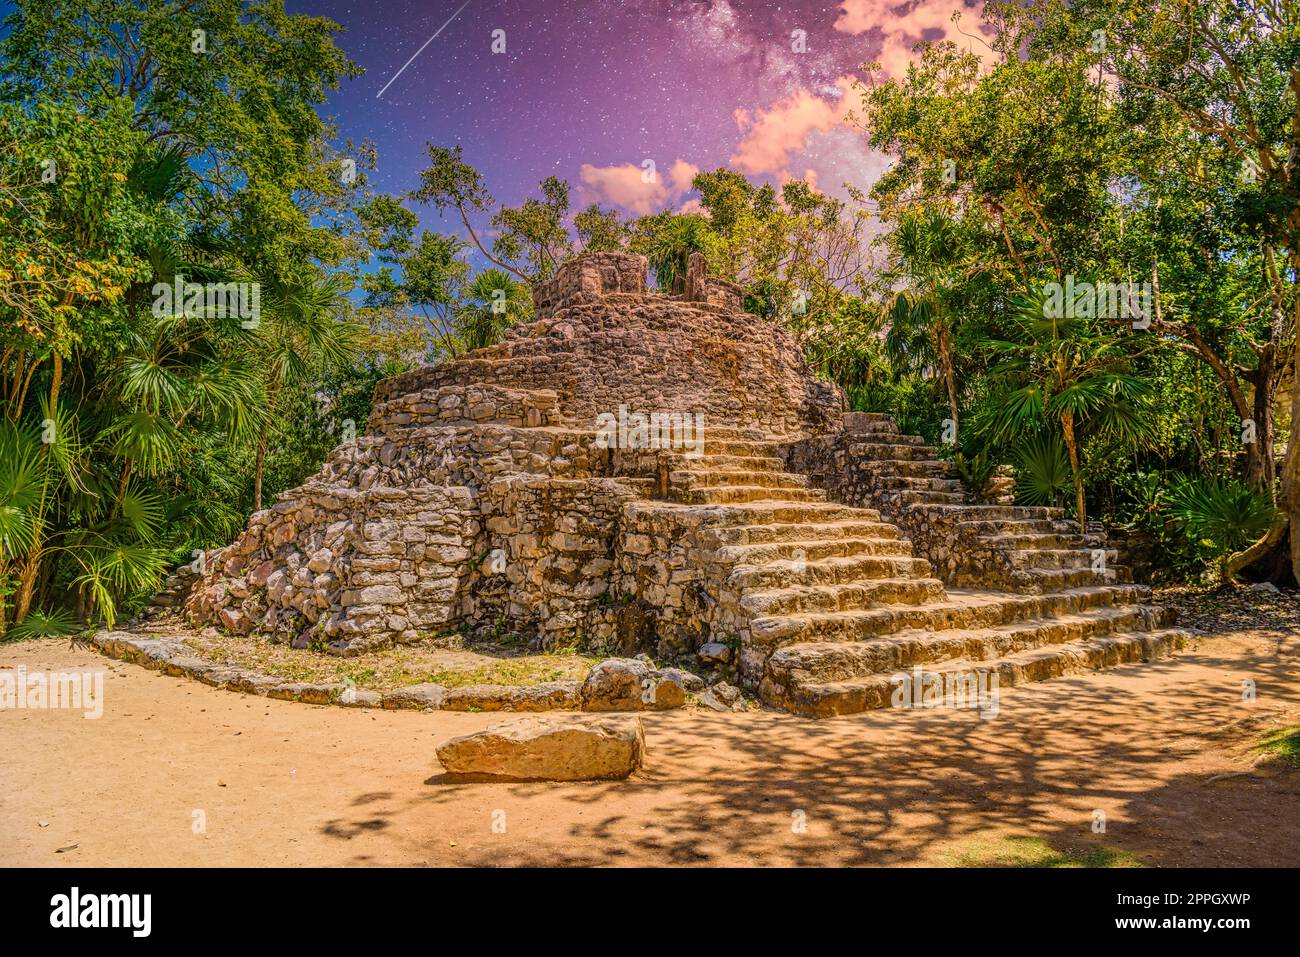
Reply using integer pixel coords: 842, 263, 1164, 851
181, 252, 1187, 715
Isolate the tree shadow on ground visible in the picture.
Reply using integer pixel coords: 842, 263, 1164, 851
318, 642, 1300, 866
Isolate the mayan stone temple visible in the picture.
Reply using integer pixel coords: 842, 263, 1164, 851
182, 252, 1189, 716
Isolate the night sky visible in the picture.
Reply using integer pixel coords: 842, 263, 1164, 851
297, 0, 989, 230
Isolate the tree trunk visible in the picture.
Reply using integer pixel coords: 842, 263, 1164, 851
937, 322, 959, 445
0, 559, 8, 636
1244, 360, 1277, 492
253, 375, 280, 512
13, 352, 62, 624
1061, 410, 1086, 533
1228, 291, 1299, 585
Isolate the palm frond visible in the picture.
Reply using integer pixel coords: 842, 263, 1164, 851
6, 607, 80, 640
1014, 432, 1073, 506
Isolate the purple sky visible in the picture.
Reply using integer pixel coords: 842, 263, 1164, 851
301, 0, 988, 230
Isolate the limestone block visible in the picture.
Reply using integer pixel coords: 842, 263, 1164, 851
435, 715, 646, 781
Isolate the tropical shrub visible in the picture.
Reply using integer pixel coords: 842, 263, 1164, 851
1167, 477, 1276, 584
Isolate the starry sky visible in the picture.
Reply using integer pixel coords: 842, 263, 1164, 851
297, 0, 989, 229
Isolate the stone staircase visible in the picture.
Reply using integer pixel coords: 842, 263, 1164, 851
635, 424, 1187, 718
826, 413, 1126, 593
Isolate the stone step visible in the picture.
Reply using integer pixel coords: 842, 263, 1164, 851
688, 454, 787, 472
888, 490, 968, 505
670, 469, 809, 490
739, 577, 948, 617
936, 504, 1068, 521
844, 412, 897, 426
980, 532, 1107, 550
699, 426, 771, 440
766, 628, 1190, 717
843, 418, 900, 433
763, 603, 1173, 686
711, 536, 914, 564
853, 458, 945, 477
871, 475, 965, 492
671, 501, 884, 526
1006, 547, 1118, 571
706, 519, 898, 546
747, 584, 1150, 648
699, 439, 785, 457
678, 485, 827, 505
844, 439, 932, 457
728, 554, 935, 590
959, 518, 1081, 536
1004, 566, 1128, 592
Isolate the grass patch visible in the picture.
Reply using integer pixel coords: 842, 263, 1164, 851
180, 631, 600, 693
945, 835, 1144, 868
425, 659, 594, 688
1253, 725, 1300, 769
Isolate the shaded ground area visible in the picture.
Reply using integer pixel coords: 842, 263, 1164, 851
2, 591, 1297, 867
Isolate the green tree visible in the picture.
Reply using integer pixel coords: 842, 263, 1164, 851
0, 0, 374, 630
977, 287, 1154, 530
455, 270, 533, 353
574, 204, 630, 252
250, 271, 359, 511
879, 209, 985, 444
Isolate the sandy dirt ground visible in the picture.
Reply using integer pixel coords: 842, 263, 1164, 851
2, 626, 1298, 867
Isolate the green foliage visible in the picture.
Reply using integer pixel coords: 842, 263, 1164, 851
1013, 433, 1074, 507
575, 204, 631, 252
455, 270, 532, 353
631, 213, 710, 292
4, 607, 79, 640
0, 0, 391, 633
951, 449, 997, 502
1167, 477, 1275, 581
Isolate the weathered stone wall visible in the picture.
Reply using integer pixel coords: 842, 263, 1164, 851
531, 251, 648, 317
186, 485, 477, 653
376, 256, 844, 439
611, 503, 733, 660
471, 476, 646, 649
367, 384, 563, 434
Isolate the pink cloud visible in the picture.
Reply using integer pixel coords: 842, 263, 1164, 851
578, 158, 699, 216
729, 76, 857, 178
834, 1, 991, 78
669, 159, 700, 194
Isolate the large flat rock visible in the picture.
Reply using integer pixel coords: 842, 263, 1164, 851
435, 715, 646, 781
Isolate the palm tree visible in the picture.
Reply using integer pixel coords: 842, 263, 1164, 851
976, 285, 1153, 531
454, 269, 532, 353
879, 210, 983, 445
0, 419, 49, 633
1169, 477, 1275, 585
642, 214, 710, 293
250, 271, 359, 511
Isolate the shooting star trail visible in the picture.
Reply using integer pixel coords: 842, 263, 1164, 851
375, 0, 473, 99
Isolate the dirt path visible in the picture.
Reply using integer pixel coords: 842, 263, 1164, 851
2, 627, 1297, 867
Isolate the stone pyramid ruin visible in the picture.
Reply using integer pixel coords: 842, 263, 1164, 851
182, 252, 1188, 716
